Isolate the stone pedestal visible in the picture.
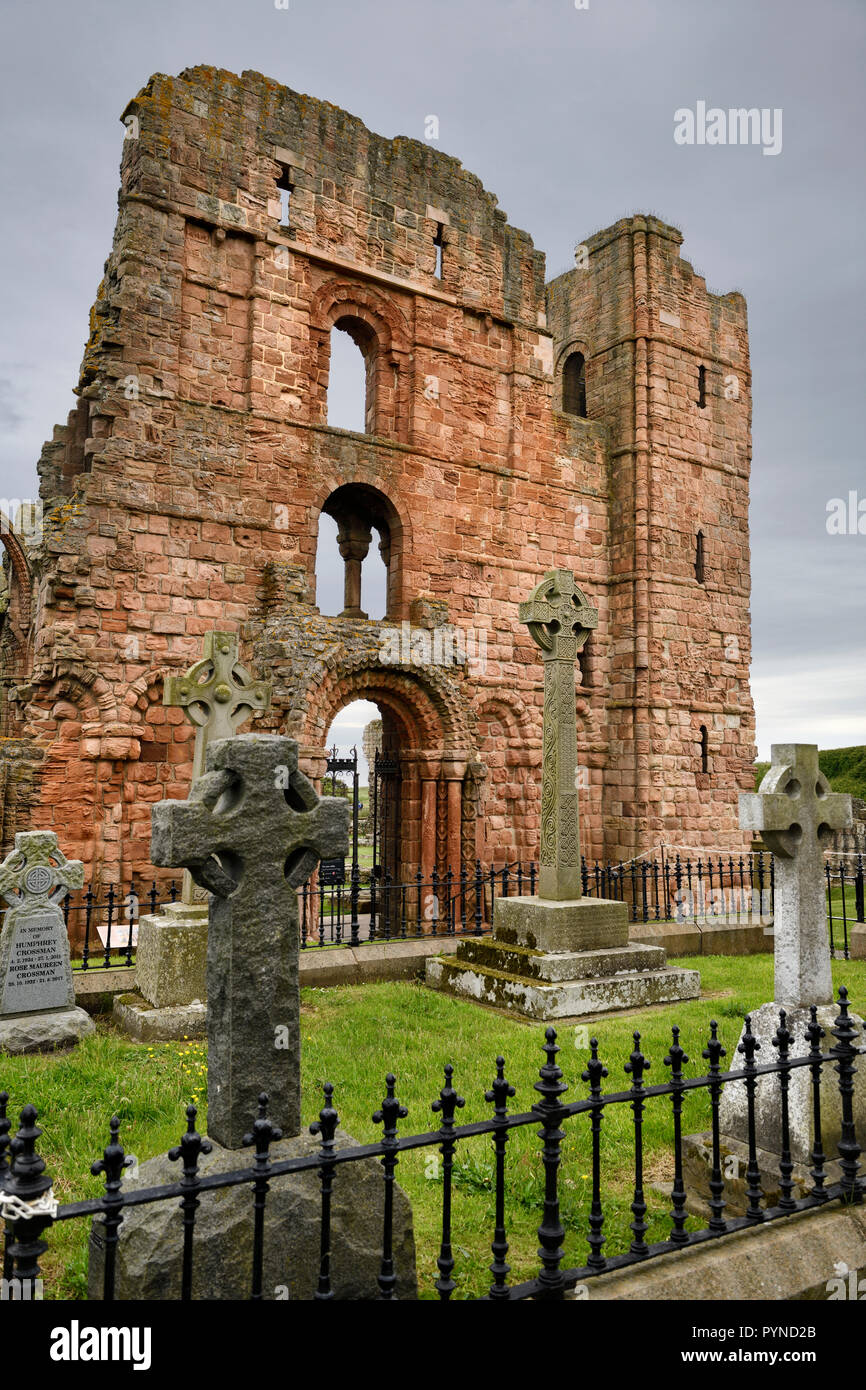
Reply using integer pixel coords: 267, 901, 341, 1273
426, 895, 701, 1020
87, 1128, 416, 1300
0, 1004, 94, 1054
113, 902, 208, 1041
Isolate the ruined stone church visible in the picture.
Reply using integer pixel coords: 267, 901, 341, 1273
0, 66, 755, 891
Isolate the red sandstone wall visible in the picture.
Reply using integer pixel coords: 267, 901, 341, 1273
0, 67, 754, 888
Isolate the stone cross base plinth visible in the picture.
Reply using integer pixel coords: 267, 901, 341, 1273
113, 903, 208, 1041
112, 993, 207, 1043
87, 1129, 416, 1300
0, 1004, 95, 1054
425, 895, 701, 1020
717, 1002, 866, 1167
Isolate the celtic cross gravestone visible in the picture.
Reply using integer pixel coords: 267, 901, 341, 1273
519, 568, 598, 901
427, 568, 700, 1018
163, 631, 271, 907
702, 744, 865, 1187
116, 633, 272, 1040
739, 744, 851, 1008
0, 831, 94, 1053
151, 734, 348, 1147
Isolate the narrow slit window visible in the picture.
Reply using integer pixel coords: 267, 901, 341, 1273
697, 364, 707, 409
699, 725, 709, 775
276, 165, 294, 227
695, 529, 706, 584
562, 352, 587, 418
433, 223, 445, 280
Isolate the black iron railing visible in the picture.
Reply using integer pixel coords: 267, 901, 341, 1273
0, 987, 862, 1301
48, 853, 865, 967
61, 880, 179, 971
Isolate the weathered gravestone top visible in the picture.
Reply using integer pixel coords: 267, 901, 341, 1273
740, 744, 851, 1008
0, 831, 94, 1052
151, 734, 348, 1148
164, 631, 271, 908
519, 568, 598, 901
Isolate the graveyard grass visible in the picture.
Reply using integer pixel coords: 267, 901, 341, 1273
5, 952, 866, 1301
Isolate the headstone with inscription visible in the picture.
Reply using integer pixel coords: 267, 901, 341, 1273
0, 831, 95, 1053
428, 570, 700, 1018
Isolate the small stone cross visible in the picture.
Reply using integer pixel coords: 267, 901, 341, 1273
519, 569, 598, 901
740, 744, 851, 1008
164, 631, 271, 907
151, 734, 348, 1148
0, 831, 84, 908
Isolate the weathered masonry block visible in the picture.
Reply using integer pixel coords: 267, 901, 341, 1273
0, 67, 755, 893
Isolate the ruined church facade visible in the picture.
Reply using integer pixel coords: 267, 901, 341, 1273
0, 67, 755, 891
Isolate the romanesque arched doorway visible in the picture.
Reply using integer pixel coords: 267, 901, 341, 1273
303, 660, 480, 933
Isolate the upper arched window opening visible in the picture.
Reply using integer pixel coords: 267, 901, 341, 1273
562, 352, 587, 418
327, 319, 376, 434
315, 483, 403, 620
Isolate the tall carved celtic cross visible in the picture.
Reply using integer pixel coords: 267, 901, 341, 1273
164, 631, 271, 907
519, 569, 598, 902
740, 744, 851, 1008
151, 735, 348, 1147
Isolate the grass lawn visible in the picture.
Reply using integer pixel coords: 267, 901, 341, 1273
3, 952, 866, 1301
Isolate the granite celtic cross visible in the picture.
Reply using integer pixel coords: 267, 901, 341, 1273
519, 569, 598, 901
151, 734, 348, 1148
740, 744, 851, 1008
164, 631, 271, 906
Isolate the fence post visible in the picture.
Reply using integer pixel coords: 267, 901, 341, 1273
373, 1075, 408, 1300
583, 1038, 609, 1269
702, 1021, 728, 1235
531, 1029, 568, 1299
830, 988, 863, 1202
663, 1026, 690, 1243
738, 1017, 765, 1224
309, 1083, 339, 1300
2, 1106, 57, 1300
485, 1056, 516, 1299
349, 862, 361, 948
91, 1115, 135, 1301
432, 1064, 466, 1300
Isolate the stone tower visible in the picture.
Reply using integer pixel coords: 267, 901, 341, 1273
0, 67, 755, 895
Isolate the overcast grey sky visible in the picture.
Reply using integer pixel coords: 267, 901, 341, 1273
1, 0, 863, 762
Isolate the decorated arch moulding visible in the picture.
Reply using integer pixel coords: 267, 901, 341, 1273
302, 655, 474, 758
27, 662, 118, 727
309, 278, 412, 360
